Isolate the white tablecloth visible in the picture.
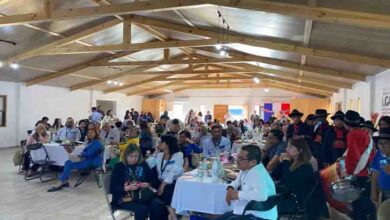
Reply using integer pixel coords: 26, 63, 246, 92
30, 143, 110, 169
171, 171, 233, 215
30, 143, 85, 166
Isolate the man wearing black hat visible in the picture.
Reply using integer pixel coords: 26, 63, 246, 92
343, 110, 376, 220
323, 111, 348, 164
361, 120, 378, 136
286, 109, 312, 141
312, 109, 331, 167
371, 128, 390, 205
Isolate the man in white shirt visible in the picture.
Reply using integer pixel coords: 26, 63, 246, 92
90, 107, 102, 124
202, 125, 231, 158
216, 144, 277, 220
56, 117, 81, 142
100, 122, 120, 145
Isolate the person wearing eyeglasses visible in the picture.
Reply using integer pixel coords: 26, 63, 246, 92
216, 144, 277, 220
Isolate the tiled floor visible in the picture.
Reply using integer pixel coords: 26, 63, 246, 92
0, 147, 350, 220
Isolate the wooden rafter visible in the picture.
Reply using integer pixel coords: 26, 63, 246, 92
0, 0, 207, 26
7, 19, 121, 63
25, 51, 135, 86
131, 15, 390, 68
42, 39, 219, 55
103, 75, 172, 94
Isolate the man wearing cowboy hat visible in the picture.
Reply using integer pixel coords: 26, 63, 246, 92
371, 127, 390, 205
361, 120, 378, 136
312, 109, 331, 168
323, 111, 348, 164
286, 109, 312, 141
343, 110, 376, 220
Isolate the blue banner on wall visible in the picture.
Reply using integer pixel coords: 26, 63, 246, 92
264, 103, 273, 122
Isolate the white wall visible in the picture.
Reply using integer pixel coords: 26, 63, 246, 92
0, 81, 142, 148
331, 70, 390, 120
162, 87, 312, 119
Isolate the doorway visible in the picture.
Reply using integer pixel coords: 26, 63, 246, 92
96, 100, 117, 116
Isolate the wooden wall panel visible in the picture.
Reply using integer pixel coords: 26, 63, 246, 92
214, 105, 228, 123
290, 98, 330, 120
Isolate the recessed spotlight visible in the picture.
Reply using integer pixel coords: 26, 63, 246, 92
264, 88, 270, 93
164, 89, 173, 93
10, 63, 19, 70
253, 77, 260, 84
215, 44, 222, 50
113, 81, 118, 85
0, 61, 3, 68
119, 82, 124, 86
107, 80, 112, 85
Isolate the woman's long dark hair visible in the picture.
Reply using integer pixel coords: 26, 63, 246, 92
161, 135, 179, 156
87, 128, 101, 143
288, 138, 312, 171
122, 143, 143, 163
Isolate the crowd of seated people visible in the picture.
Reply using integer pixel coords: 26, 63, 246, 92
23, 106, 390, 220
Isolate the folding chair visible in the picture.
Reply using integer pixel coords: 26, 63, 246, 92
25, 143, 58, 182
74, 147, 105, 188
99, 173, 134, 220
241, 194, 282, 220
18, 140, 27, 173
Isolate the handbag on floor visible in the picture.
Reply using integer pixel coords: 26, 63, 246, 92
13, 150, 24, 166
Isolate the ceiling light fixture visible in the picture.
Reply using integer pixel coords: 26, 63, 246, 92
264, 88, 270, 93
119, 82, 124, 86
113, 81, 118, 85
219, 49, 227, 56
107, 80, 112, 85
0, 61, 3, 68
164, 89, 173, 93
253, 77, 260, 84
10, 63, 19, 70
215, 44, 222, 50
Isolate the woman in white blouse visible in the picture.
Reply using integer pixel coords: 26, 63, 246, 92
147, 135, 183, 220
102, 110, 118, 127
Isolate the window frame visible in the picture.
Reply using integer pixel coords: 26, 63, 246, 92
0, 95, 7, 127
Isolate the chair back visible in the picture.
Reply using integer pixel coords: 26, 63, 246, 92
242, 194, 282, 215
27, 143, 43, 151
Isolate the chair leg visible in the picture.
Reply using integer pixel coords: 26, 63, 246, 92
74, 171, 91, 187
39, 165, 58, 183
93, 170, 102, 188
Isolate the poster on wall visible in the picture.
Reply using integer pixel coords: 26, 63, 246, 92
264, 103, 273, 122
383, 89, 390, 116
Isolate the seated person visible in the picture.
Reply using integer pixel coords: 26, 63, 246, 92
78, 119, 88, 142
193, 125, 210, 148
109, 126, 140, 169
202, 125, 231, 158
147, 135, 184, 220
216, 145, 277, 220
24, 124, 50, 177
371, 128, 390, 204
178, 130, 202, 171
48, 129, 103, 192
155, 119, 167, 137
100, 122, 120, 145
56, 117, 81, 142
263, 129, 286, 174
139, 121, 154, 157
110, 144, 166, 220
278, 138, 328, 220
165, 119, 183, 137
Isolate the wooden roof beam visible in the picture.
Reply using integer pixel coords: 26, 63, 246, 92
0, 0, 208, 26
131, 15, 390, 68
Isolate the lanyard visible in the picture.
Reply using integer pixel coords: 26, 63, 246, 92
212, 137, 222, 149
160, 154, 171, 178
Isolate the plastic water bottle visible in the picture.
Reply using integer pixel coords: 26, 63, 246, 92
211, 159, 219, 182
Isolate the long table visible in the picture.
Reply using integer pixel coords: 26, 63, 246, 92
171, 170, 233, 215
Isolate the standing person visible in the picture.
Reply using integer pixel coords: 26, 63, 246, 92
124, 110, 131, 120
371, 128, 390, 206
323, 111, 348, 164
286, 109, 312, 141
312, 109, 331, 168
110, 144, 166, 220
193, 125, 210, 148
202, 125, 231, 158
304, 114, 316, 128
185, 109, 194, 126
250, 110, 259, 123
56, 117, 81, 142
204, 111, 212, 123
102, 110, 118, 127
160, 111, 170, 121
147, 135, 184, 220
48, 129, 103, 192
132, 110, 139, 124
343, 110, 376, 220
90, 107, 102, 124
147, 112, 154, 123
216, 145, 277, 220
78, 119, 88, 142
24, 124, 50, 177
35, 116, 51, 130
155, 119, 167, 137
361, 121, 378, 136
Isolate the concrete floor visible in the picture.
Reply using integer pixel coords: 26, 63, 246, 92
0, 147, 351, 220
